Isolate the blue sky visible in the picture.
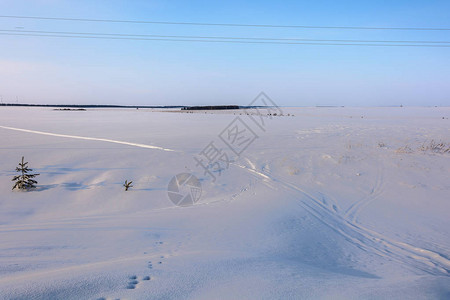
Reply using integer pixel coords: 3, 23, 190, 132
0, 0, 449, 106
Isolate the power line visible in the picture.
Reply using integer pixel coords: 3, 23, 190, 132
2, 32, 450, 47
1, 15, 450, 31
1, 29, 449, 44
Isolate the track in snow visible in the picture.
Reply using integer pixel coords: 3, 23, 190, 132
344, 164, 385, 221
232, 161, 450, 277
0, 125, 176, 152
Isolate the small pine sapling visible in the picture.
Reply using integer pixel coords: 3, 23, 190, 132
12, 156, 40, 190
123, 180, 133, 191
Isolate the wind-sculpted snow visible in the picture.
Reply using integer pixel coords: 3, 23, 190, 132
0, 107, 449, 299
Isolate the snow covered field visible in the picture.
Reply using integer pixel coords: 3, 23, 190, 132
0, 106, 449, 299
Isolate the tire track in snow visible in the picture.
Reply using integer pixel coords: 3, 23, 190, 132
0, 125, 176, 152
344, 163, 385, 221
232, 162, 450, 276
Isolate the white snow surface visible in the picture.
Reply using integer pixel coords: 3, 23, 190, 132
0, 106, 449, 299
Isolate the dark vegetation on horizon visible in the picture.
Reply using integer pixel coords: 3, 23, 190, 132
1, 103, 266, 110
0, 103, 184, 109
182, 105, 240, 110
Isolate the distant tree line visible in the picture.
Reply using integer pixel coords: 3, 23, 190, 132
182, 105, 240, 110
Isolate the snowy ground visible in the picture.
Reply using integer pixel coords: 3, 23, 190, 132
0, 106, 449, 299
